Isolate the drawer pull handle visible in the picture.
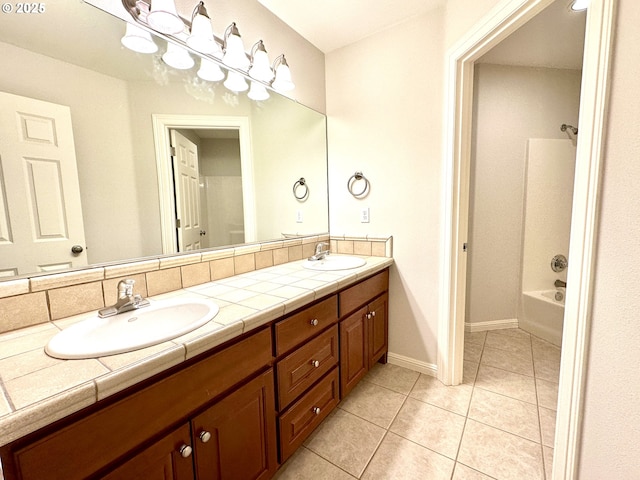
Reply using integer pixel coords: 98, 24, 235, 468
179, 444, 193, 458
199, 431, 212, 443
310, 318, 319, 326
312, 406, 321, 415
311, 360, 320, 368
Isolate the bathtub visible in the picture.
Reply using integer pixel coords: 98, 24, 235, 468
520, 290, 564, 346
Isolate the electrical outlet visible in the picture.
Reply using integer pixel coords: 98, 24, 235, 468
361, 207, 370, 223
296, 210, 303, 223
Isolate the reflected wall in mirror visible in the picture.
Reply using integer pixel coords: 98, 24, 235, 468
0, 1, 328, 278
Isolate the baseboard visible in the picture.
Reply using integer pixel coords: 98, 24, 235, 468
387, 352, 438, 378
465, 318, 519, 333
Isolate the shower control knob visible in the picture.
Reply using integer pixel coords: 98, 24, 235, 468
551, 254, 568, 273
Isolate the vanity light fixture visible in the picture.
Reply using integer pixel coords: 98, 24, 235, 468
224, 70, 249, 92
197, 58, 225, 81
187, 1, 221, 56
248, 40, 274, 82
222, 23, 250, 70
271, 54, 295, 92
569, 0, 589, 11
162, 42, 195, 69
147, 0, 184, 34
121, 22, 158, 53
247, 81, 270, 101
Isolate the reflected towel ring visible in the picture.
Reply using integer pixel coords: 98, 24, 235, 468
293, 177, 309, 201
347, 171, 370, 198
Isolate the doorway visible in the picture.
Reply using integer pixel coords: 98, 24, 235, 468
439, 0, 614, 478
152, 114, 256, 254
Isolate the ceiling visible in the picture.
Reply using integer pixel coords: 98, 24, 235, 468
257, 0, 445, 54
258, 0, 586, 69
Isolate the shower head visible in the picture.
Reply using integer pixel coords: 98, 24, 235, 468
561, 123, 578, 135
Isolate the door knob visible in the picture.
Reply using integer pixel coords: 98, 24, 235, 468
71, 245, 84, 254
199, 230, 207, 236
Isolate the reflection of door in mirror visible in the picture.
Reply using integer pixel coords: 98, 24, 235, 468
0, 92, 87, 276
170, 130, 202, 252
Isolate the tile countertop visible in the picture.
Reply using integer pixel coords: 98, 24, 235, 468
0, 255, 393, 447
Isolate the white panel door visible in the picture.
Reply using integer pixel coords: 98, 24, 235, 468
170, 130, 202, 252
0, 92, 87, 276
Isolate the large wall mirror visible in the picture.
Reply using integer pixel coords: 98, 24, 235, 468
0, 1, 328, 278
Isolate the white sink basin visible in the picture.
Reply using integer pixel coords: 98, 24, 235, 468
302, 255, 367, 271
45, 298, 219, 359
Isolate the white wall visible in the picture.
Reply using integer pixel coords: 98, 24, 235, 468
466, 64, 581, 324
577, 0, 640, 476
521, 139, 575, 292
326, 9, 445, 368
0, 42, 143, 265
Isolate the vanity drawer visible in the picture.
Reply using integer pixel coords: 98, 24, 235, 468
275, 295, 338, 356
278, 367, 339, 463
339, 270, 389, 316
277, 325, 339, 410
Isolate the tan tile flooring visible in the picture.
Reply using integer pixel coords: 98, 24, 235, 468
274, 328, 561, 480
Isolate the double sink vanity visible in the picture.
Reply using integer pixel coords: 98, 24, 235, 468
0, 249, 392, 479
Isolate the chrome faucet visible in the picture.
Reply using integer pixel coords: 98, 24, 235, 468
554, 279, 567, 288
98, 279, 150, 318
308, 242, 330, 261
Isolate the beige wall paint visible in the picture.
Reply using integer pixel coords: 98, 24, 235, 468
577, 0, 640, 476
326, 9, 445, 366
467, 64, 581, 324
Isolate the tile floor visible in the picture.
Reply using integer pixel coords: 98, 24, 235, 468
274, 328, 561, 480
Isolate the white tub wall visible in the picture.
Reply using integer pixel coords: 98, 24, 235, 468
521, 139, 576, 292
466, 64, 582, 326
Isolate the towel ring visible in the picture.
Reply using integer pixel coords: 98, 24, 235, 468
293, 177, 309, 201
347, 171, 370, 198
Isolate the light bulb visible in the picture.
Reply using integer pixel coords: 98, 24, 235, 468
147, 0, 184, 34
248, 81, 270, 101
121, 23, 158, 54
224, 70, 249, 92
197, 58, 225, 82
162, 43, 194, 70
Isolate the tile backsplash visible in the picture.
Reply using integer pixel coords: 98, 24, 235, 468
0, 234, 392, 334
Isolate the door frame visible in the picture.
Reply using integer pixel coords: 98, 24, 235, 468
438, 0, 614, 478
152, 114, 256, 254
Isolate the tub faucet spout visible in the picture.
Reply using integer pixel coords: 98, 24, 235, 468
554, 279, 567, 288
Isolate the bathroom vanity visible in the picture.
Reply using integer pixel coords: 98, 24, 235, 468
0, 267, 389, 480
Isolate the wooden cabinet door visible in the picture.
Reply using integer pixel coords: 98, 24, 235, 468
368, 293, 388, 368
101, 424, 194, 480
339, 306, 368, 398
191, 369, 277, 480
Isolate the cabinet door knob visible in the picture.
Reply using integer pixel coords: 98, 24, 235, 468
371, 311, 376, 317
199, 431, 212, 443
311, 360, 320, 368
312, 406, 321, 415
310, 318, 319, 326
365, 313, 371, 320
179, 444, 193, 458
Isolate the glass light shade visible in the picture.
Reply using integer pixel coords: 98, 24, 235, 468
247, 81, 270, 101
570, 0, 589, 11
249, 49, 273, 82
223, 70, 249, 92
222, 32, 250, 70
121, 23, 158, 54
147, 0, 184, 34
272, 63, 295, 92
197, 58, 225, 82
187, 13, 221, 55
162, 43, 195, 70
